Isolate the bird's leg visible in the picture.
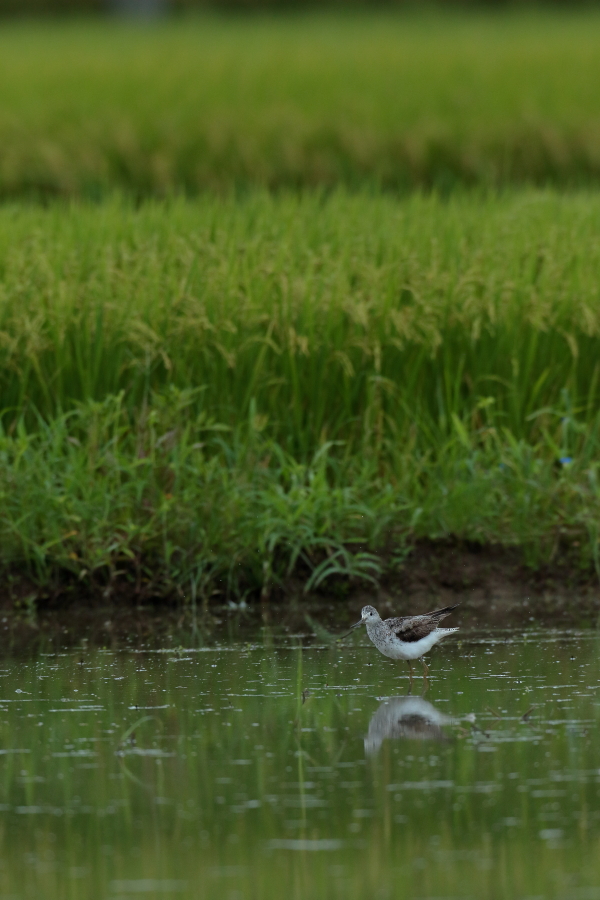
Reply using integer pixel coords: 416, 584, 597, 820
420, 657, 430, 693
406, 660, 414, 692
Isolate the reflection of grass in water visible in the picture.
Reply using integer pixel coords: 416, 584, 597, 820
1, 191, 600, 594
0, 642, 599, 898
3, 12, 600, 195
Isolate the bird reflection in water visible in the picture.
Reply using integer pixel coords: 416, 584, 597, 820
365, 695, 476, 756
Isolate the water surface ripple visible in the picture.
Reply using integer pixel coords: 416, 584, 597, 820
1, 627, 599, 899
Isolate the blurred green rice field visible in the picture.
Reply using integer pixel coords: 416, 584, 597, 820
2, 11, 600, 196
1, 190, 600, 596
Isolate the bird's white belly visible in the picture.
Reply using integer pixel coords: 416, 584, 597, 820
367, 627, 444, 660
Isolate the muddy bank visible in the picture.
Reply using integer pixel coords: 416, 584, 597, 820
370, 539, 600, 627
2, 539, 599, 654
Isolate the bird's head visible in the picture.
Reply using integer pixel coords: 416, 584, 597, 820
351, 605, 380, 628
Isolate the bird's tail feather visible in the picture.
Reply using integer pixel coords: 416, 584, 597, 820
426, 603, 460, 622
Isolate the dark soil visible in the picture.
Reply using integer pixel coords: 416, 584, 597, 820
369, 538, 600, 628
2, 538, 599, 654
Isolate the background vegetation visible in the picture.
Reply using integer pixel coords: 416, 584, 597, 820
0, 10, 599, 599
2, 14, 600, 197
1, 191, 600, 599
3, 191, 600, 451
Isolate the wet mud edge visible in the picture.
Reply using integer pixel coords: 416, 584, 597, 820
3, 538, 600, 632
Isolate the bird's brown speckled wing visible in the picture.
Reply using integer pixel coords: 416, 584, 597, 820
384, 605, 459, 643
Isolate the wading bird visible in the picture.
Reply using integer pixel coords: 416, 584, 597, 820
351, 604, 459, 679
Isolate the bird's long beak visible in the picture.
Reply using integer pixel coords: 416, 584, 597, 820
351, 618, 365, 629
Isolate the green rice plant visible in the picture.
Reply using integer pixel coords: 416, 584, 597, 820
2, 11, 600, 196
1, 190, 600, 456
1, 189, 600, 590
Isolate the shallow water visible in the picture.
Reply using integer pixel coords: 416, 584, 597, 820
1, 626, 600, 899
